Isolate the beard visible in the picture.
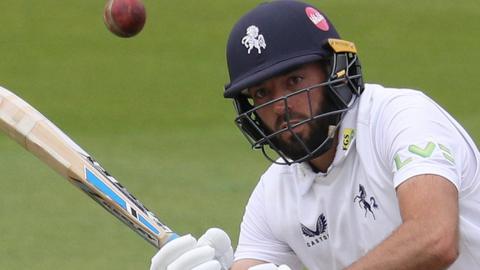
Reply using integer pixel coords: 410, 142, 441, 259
268, 100, 340, 161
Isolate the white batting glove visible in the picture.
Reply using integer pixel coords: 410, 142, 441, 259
150, 228, 234, 270
249, 263, 292, 270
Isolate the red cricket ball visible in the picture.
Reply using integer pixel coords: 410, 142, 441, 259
103, 0, 146, 38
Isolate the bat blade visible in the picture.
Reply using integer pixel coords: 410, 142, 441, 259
0, 86, 177, 249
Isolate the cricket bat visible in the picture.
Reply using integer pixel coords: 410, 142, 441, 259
0, 86, 178, 249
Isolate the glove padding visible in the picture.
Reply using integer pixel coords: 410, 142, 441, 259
150, 228, 234, 270
249, 263, 292, 270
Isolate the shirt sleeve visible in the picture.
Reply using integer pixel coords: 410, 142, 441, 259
373, 90, 464, 189
234, 177, 304, 270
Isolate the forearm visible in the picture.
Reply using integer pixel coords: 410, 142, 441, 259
230, 259, 268, 270
346, 176, 459, 270
347, 223, 456, 270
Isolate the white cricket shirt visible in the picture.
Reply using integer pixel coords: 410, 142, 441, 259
234, 84, 480, 269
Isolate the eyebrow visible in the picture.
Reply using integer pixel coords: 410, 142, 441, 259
249, 83, 265, 91
246, 64, 312, 95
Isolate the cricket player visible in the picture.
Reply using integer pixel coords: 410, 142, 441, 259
150, 1, 480, 269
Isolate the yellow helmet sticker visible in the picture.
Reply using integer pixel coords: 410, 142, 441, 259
336, 69, 346, 78
328, 38, 357, 53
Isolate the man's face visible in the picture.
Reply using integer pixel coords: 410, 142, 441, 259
247, 62, 337, 160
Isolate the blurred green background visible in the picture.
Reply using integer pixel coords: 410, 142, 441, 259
0, 0, 478, 269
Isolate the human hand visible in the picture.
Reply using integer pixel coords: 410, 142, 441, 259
150, 228, 234, 270
249, 263, 292, 270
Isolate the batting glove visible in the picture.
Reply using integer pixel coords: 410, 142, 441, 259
249, 263, 292, 270
150, 228, 234, 270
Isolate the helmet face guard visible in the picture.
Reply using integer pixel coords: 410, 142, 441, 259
232, 39, 364, 165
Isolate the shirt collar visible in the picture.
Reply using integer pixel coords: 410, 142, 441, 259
296, 101, 359, 195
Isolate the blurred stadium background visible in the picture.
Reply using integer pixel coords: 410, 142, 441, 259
0, 0, 478, 269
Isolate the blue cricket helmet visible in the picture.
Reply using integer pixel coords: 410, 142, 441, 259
224, 0, 341, 97
224, 0, 364, 165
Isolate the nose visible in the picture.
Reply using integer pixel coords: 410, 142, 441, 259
272, 97, 289, 116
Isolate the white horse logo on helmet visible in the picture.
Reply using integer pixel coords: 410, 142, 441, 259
241, 25, 266, 54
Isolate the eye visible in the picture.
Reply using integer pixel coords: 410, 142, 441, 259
251, 88, 268, 100
287, 75, 304, 86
